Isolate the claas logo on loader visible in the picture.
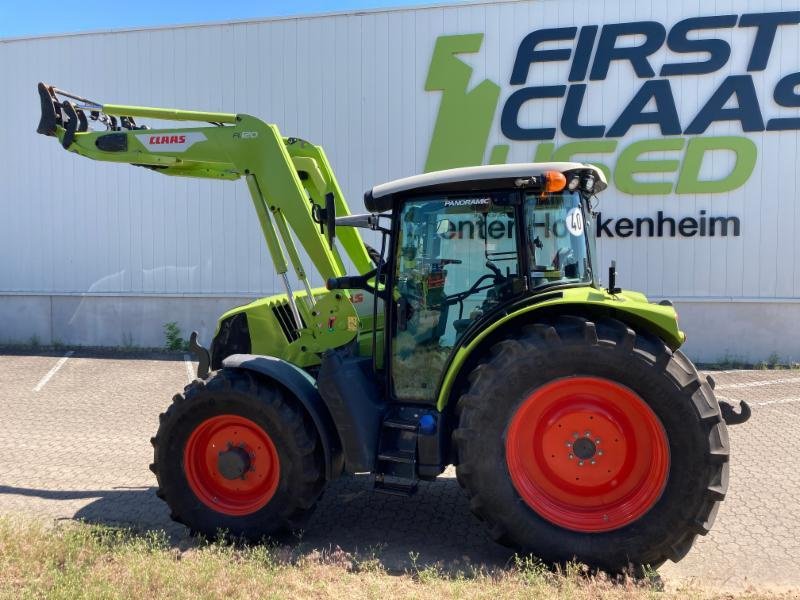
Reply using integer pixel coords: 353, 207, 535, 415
149, 135, 186, 145
135, 131, 207, 152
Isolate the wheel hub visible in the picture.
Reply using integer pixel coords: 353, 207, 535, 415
183, 414, 280, 516
505, 377, 670, 532
217, 444, 252, 480
571, 436, 596, 460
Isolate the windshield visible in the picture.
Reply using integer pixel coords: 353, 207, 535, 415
524, 191, 593, 288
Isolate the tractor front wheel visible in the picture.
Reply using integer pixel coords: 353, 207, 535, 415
453, 316, 729, 572
150, 369, 325, 540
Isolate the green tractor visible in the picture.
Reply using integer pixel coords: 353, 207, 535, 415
37, 83, 749, 572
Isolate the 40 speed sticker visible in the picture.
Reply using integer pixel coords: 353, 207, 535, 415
566, 207, 584, 236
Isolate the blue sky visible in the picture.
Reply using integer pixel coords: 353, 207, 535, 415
0, 1, 462, 39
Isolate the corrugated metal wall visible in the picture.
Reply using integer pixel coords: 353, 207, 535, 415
1, 0, 798, 304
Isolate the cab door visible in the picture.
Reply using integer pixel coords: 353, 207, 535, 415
390, 191, 521, 402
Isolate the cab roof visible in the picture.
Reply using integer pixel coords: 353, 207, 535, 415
364, 162, 607, 213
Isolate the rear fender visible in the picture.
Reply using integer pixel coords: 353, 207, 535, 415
222, 354, 343, 480
436, 290, 685, 411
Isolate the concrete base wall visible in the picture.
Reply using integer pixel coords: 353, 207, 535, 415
673, 300, 800, 364
0, 295, 798, 364
0, 295, 253, 349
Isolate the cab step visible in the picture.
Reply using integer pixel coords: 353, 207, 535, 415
382, 417, 419, 431
374, 473, 418, 496
373, 409, 420, 495
377, 449, 416, 464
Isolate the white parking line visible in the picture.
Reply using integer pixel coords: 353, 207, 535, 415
716, 377, 800, 391
752, 397, 800, 408
717, 394, 800, 408
183, 354, 195, 382
32, 351, 74, 392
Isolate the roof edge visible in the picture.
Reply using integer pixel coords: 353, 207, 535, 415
370, 162, 607, 199
0, 0, 528, 44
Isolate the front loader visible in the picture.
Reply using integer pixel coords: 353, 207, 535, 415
36, 82, 750, 572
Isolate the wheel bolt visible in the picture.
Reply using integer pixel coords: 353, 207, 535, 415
568, 453, 574, 459
565, 442, 572, 448
573, 432, 579, 439
598, 450, 604, 456
590, 459, 596, 465
578, 460, 584, 467
585, 431, 591, 437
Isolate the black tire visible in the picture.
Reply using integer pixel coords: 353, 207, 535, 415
453, 315, 729, 572
150, 368, 325, 540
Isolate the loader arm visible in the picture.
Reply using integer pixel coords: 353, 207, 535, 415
36, 83, 373, 351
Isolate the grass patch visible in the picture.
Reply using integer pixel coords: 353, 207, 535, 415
0, 517, 791, 599
163, 321, 189, 352
698, 352, 800, 371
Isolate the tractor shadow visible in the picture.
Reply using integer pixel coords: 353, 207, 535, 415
0, 475, 513, 574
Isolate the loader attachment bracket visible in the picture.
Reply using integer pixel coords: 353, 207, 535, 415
36, 83, 59, 137
37, 81, 150, 144
61, 101, 79, 149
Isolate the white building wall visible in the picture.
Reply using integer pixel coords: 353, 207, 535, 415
0, 0, 798, 361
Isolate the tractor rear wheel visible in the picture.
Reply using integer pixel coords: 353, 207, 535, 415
150, 368, 325, 540
453, 316, 729, 572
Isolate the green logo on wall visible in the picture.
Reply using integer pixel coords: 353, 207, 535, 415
424, 34, 502, 172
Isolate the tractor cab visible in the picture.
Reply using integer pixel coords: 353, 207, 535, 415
355, 163, 607, 403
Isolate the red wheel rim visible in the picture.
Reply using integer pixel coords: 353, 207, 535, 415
183, 414, 280, 516
505, 377, 670, 532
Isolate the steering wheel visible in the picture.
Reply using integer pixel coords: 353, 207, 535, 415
440, 261, 510, 317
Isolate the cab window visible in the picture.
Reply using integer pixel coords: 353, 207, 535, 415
524, 191, 593, 288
